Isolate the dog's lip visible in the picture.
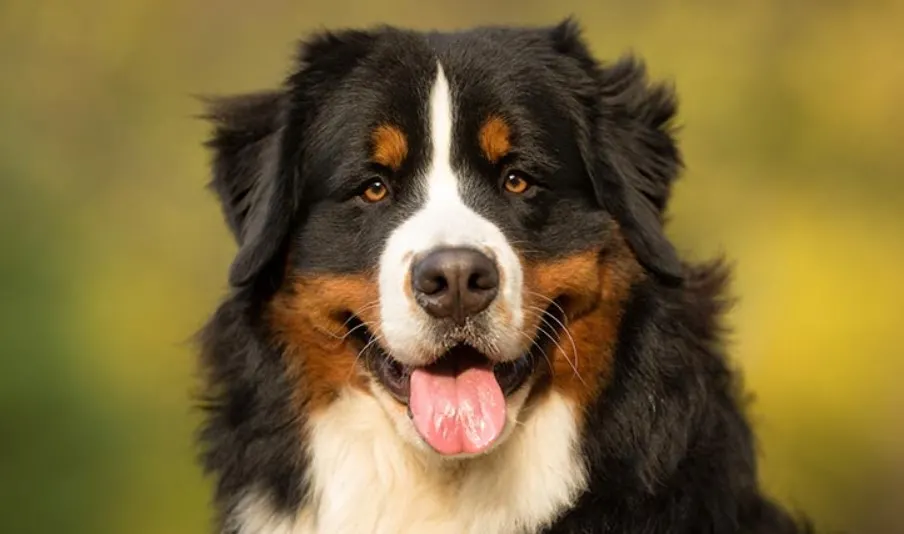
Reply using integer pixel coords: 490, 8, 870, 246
366, 347, 412, 403
349, 301, 564, 405
363, 344, 536, 405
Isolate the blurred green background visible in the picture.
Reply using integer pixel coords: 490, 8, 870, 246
1, 1, 902, 533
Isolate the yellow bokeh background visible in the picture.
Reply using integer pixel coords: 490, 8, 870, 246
1, 1, 902, 533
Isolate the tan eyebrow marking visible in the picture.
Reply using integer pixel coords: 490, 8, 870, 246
371, 124, 408, 171
478, 115, 512, 163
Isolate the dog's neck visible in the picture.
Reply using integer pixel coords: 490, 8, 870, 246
232, 388, 587, 534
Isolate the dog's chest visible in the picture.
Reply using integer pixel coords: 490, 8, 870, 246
235, 391, 586, 534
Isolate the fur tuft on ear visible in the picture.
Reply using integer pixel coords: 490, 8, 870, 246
202, 91, 292, 288
549, 16, 584, 56
597, 57, 681, 216
550, 20, 684, 284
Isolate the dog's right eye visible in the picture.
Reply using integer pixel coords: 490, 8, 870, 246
359, 179, 389, 203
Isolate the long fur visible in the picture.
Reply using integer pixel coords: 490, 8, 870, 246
195, 19, 812, 534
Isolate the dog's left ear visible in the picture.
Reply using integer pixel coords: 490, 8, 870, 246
550, 19, 684, 284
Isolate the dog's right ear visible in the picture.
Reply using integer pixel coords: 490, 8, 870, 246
202, 29, 380, 289
202, 91, 292, 288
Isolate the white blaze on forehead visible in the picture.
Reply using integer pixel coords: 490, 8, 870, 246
430, 66, 455, 191
377, 63, 525, 365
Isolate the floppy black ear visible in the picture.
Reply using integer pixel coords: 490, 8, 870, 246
203, 91, 293, 288
203, 28, 380, 289
551, 19, 684, 284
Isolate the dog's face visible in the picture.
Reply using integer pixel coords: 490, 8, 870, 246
206, 22, 682, 459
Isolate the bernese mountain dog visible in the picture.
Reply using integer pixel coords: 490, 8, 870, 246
197, 19, 811, 534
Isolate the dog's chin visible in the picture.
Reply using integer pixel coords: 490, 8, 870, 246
348, 303, 563, 459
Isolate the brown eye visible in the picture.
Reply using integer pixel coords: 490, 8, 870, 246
503, 172, 531, 194
360, 180, 389, 203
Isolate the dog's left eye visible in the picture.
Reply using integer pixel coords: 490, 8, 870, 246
359, 179, 389, 203
502, 171, 533, 195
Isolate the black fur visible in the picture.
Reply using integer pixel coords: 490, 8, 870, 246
546, 262, 810, 533
549, 20, 684, 283
197, 19, 811, 534
197, 296, 306, 519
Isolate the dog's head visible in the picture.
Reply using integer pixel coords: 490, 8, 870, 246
204, 20, 682, 458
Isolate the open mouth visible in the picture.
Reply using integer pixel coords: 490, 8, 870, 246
348, 302, 564, 456
360, 342, 537, 405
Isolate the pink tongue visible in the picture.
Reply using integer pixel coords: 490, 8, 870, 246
409, 364, 506, 455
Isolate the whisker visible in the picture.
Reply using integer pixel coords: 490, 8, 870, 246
515, 329, 551, 373
313, 301, 381, 341
346, 324, 385, 383
505, 241, 540, 254
526, 291, 568, 325
526, 304, 579, 374
314, 321, 366, 343
523, 308, 586, 388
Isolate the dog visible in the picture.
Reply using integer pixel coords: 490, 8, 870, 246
196, 19, 810, 534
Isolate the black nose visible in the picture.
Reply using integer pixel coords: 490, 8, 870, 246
411, 247, 499, 324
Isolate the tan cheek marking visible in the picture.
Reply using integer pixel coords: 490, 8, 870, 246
371, 124, 408, 171
521, 227, 643, 411
268, 273, 380, 412
478, 115, 511, 163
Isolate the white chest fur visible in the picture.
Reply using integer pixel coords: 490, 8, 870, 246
233, 389, 587, 534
